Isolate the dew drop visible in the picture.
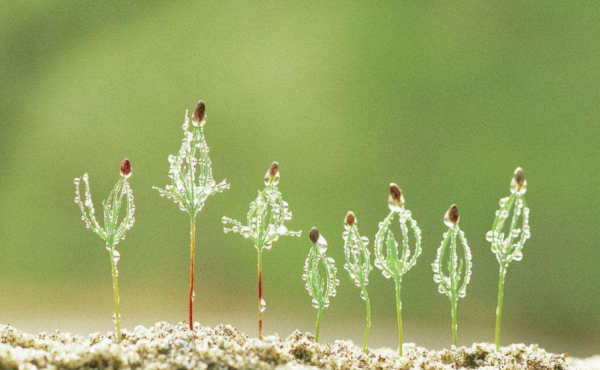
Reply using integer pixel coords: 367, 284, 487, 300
264, 170, 280, 186
112, 313, 121, 324
260, 298, 267, 312
317, 235, 328, 253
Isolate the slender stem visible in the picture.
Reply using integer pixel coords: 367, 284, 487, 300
451, 299, 458, 346
108, 243, 121, 343
495, 265, 506, 351
188, 215, 196, 331
257, 249, 263, 339
361, 286, 371, 353
315, 306, 324, 342
394, 279, 403, 356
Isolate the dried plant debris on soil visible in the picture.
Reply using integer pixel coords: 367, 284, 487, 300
0, 322, 584, 369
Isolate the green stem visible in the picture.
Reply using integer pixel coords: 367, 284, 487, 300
394, 279, 403, 356
361, 286, 371, 353
495, 265, 506, 351
257, 249, 263, 340
315, 306, 324, 342
451, 299, 458, 346
108, 243, 121, 343
188, 215, 196, 330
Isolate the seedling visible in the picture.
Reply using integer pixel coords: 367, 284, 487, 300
341, 211, 372, 352
222, 162, 301, 339
432, 204, 472, 346
303, 227, 339, 342
487, 167, 530, 350
73, 159, 135, 343
153, 101, 230, 330
374, 183, 422, 356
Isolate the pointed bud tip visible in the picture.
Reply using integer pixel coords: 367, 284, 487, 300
193, 100, 206, 122
120, 159, 131, 176
389, 183, 404, 204
309, 227, 320, 244
268, 161, 279, 183
514, 167, 525, 188
447, 204, 459, 224
345, 211, 356, 226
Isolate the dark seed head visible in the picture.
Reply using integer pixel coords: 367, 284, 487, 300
268, 162, 279, 182
193, 100, 206, 122
514, 167, 525, 189
309, 227, 320, 244
447, 204, 459, 224
345, 211, 356, 226
389, 183, 403, 204
120, 158, 132, 177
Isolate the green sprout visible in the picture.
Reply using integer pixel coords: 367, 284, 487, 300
303, 227, 339, 342
341, 211, 372, 352
153, 100, 230, 331
487, 167, 531, 351
222, 162, 301, 339
374, 183, 422, 356
432, 204, 472, 346
74, 159, 135, 343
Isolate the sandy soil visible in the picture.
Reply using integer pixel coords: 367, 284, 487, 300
0, 322, 592, 369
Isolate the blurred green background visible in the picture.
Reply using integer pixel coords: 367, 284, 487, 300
0, 1, 599, 357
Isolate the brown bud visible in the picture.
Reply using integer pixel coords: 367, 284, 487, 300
268, 162, 279, 182
120, 158, 132, 177
514, 167, 524, 189
345, 211, 356, 226
389, 183, 404, 205
309, 227, 320, 244
447, 204, 459, 224
193, 100, 206, 122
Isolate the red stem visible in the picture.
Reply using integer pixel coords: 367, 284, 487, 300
257, 251, 263, 339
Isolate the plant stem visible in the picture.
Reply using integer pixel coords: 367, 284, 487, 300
394, 279, 403, 356
188, 215, 196, 331
361, 286, 371, 353
451, 299, 458, 346
257, 249, 263, 340
108, 243, 121, 343
495, 265, 506, 351
315, 306, 324, 342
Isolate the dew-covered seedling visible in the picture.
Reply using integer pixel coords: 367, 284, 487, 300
342, 212, 372, 352
487, 167, 531, 351
374, 183, 422, 356
74, 159, 135, 343
432, 205, 472, 346
222, 162, 301, 339
153, 101, 230, 330
303, 227, 339, 342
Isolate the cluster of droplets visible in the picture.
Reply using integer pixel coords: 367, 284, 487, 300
432, 207, 472, 300
222, 163, 301, 251
342, 214, 372, 300
74, 169, 136, 255
302, 230, 340, 309
154, 108, 229, 216
374, 190, 422, 281
487, 168, 531, 266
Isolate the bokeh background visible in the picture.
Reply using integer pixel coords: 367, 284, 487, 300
1, 1, 599, 357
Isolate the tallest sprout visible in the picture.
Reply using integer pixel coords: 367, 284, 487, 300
154, 100, 230, 330
374, 184, 422, 356
487, 167, 531, 350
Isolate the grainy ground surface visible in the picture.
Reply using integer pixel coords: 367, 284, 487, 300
0, 322, 594, 369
